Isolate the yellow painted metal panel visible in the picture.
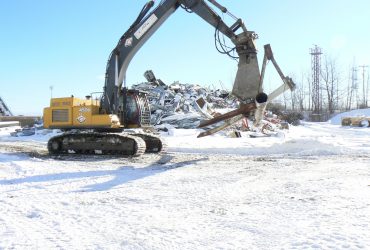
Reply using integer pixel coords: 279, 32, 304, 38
44, 96, 116, 129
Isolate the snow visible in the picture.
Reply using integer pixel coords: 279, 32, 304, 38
330, 108, 370, 125
0, 117, 370, 249
0, 125, 20, 136
0, 121, 19, 127
164, 122, 370, 156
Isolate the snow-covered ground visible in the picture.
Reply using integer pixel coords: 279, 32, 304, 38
329, 108, 370, 125
0, 118, 370, 249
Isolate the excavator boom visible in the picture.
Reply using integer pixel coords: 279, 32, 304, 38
101, 0, 262, 119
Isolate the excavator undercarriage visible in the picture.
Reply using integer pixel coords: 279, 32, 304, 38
47, 131, 163, 157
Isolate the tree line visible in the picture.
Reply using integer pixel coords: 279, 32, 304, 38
281, 55, 369, 116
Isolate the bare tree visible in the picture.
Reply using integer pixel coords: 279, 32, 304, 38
291, 74, 306, 111
306, 73, 312, 111
345, 66, 352, 110
321, 55, 340, 114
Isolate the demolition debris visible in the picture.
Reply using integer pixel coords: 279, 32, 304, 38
133, 70, 238, 129
132, 70, 289, 137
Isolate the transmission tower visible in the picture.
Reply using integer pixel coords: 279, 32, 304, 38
348, 66, 358, 110
310, 45, 322, 115
359, 65, 368, 107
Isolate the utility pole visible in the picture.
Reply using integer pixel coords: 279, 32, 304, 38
367, 72, 370, 107
359, 65, 368, 107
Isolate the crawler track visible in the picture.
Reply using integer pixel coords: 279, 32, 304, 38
128, 132, 166, 153
47, 132, 146, 157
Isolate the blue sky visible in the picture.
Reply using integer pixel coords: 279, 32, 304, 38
1, 0, 369, 115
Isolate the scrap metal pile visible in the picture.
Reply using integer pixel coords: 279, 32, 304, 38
132, 70, 287, 134
131, 70, 237, 129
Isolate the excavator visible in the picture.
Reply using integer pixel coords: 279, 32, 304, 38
43, 0, 295, 157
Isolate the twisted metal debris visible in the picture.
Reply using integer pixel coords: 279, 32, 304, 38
132, 70, 238, 129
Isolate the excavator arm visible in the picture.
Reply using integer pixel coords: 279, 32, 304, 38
184, 0, 261, 102
101, 0, 295, 137
101, 0, 180, 113
101, 0, 261, 114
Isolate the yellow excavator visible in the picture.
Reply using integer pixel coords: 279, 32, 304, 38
43, 0, 295, 157
43, 88, 157, 156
